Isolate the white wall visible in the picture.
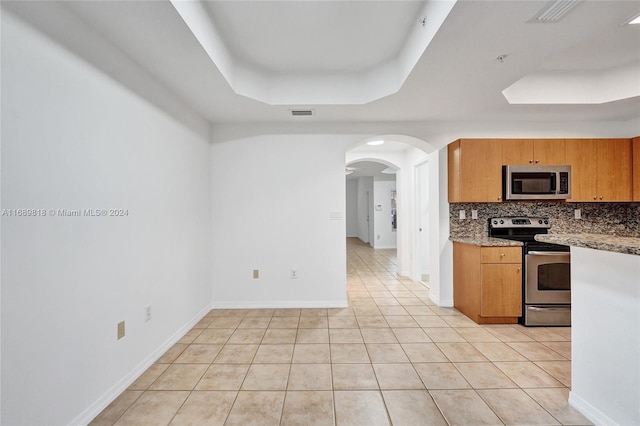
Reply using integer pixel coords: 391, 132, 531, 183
1, 13, 212, 425
570, 247, 640, 426
437, 146, 453, 306
345, 179, 358, 237
210, 135, 348, 308
356, 177, 374, 244
372, 180, 397, 249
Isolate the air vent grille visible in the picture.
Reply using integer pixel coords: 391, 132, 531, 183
290, 110, 314, 117
530, 0, 581, 23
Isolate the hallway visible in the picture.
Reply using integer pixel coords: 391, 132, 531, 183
91, 238, 589, 425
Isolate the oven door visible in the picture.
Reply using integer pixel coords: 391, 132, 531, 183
525, 251, 571, 304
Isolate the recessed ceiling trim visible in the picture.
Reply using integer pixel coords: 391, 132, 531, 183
502, 62, 640, 104
171, 0, 457, 105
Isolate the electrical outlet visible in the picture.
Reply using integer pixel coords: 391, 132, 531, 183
144, 304, 152, 322
574, 209, 582, 219
459, 210, 466, 220
471, 210, 478, 220
253, 269, 259, 279
291, 269, 297, 279
117, 321, 125, 340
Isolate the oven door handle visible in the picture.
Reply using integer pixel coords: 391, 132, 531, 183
527, 251, 570, 256
528, 306, 570, 312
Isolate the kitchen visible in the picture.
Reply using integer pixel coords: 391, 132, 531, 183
448, 137, 640, 425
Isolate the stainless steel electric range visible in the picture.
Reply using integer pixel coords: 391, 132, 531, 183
489, 217, 571, 326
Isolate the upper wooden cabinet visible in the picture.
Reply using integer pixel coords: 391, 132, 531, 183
566, 138, 633, 202
633, 137, 640, 201
501, 139, 566, 165
448, 137, 634, 203
448, 139, 503, 203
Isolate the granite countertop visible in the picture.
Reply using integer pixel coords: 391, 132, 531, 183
449, 236, 523, 247
535, 234, 640, 256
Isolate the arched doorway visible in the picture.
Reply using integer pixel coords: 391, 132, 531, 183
345, 135, 443, 304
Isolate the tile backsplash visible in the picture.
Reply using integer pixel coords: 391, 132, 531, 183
450, 202, 640, 238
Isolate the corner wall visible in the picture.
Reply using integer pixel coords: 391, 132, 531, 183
1, 13, 212, 425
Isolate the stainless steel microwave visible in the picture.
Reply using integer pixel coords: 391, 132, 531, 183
503, 165, 571, 200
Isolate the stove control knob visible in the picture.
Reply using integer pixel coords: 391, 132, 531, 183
538, 219, 543, 224
499, 220, 504, 224
492, 220, 497, 225
544, 220, 549, 225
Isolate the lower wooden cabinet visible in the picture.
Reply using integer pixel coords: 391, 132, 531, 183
453, 242, 522, 324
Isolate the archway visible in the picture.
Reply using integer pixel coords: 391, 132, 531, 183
345, 135, 445, 305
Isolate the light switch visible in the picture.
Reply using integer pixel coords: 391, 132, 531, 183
459, 210, 466, 220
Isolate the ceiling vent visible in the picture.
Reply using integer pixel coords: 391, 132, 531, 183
290, 109, 314, 117
529, 0, 582, 23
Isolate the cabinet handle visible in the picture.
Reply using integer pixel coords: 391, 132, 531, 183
599, 196, 603, 200
498, 196, 501, 200
529, 160, 533, 164
593, 196, 597, 200
500, 253, 505, 257
535, 159, 540, 164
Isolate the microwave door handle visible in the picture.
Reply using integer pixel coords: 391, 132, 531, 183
550, 173, 557, 193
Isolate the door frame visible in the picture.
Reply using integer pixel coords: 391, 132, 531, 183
413, 159, 430, 285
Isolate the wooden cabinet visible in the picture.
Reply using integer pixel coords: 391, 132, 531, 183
481, 264, 523, 317
566, 138, 633, 202
448, 139, 503, 203
501, 139, 566, 165
448, 137, 632, 203
633, 137, 640, 201
453, 242, 522, 324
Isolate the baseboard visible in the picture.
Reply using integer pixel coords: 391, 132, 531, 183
429, 293, 453, 308
212, 300, 349, 309
71, 303, 212, 426
569, 391, 620, 426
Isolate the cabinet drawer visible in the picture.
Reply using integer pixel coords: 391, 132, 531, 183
481, 247, 521, 263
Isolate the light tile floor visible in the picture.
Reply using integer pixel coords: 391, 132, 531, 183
91, 238, 591, 425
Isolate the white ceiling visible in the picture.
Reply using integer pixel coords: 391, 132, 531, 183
3, 0, 640, 125
202, 1, 425, 75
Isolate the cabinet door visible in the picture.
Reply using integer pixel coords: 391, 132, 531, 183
634, 137, 640, 201
502, 139, 533, 165
596, 139, 632, 202
480, 264, 522, 317
566, 139, 598, 202
534, 139, 566, 165
459, 139, 503, 202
